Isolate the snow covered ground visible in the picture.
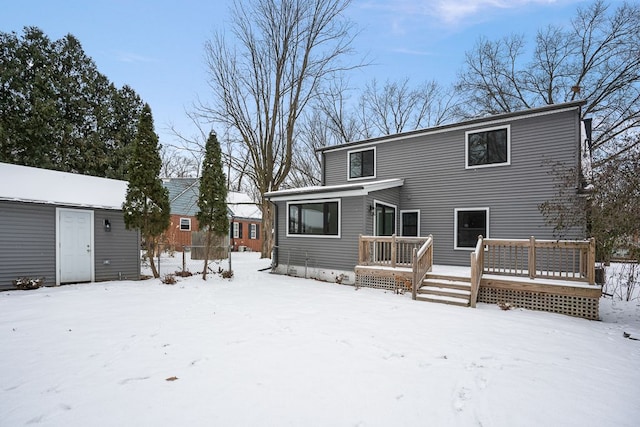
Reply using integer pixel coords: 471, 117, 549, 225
1, 252, 638, 426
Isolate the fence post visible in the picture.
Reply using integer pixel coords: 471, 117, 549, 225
528, 236, 536, 279
182, 247, 186, 272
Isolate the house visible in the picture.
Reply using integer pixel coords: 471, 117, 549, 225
0, 163, 140, 290
265, 101, 601, 319
161, 178, 262, 252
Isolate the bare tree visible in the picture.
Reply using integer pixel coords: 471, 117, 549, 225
358, 78, 456, 135
456, 1, 640, 165
201, 0, 359, 257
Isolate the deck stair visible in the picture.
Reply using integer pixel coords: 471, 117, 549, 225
415, 272, 472, 307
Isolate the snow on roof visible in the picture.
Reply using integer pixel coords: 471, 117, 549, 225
0, 162, 128, 210
228, 191, 261, 220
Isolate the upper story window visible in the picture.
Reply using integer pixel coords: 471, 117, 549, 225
287, 200, 340, 237
465, 125, 510, 169
179, 218, 191, 231
348, 147, 376, 180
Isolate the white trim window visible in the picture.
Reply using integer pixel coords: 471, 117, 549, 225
287, 199, 341, 238
250, 223, 257, 239
233, 222, 240, 239
374, 200, 396, 236
400, 210, 420, 237
179, 217, 191, 231
465, 125, 510, 169
347, 147, 376, 180
454, 208, 489, 249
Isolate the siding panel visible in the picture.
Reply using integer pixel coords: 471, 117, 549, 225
94, 209, 140, 281
0, 201, 56, 290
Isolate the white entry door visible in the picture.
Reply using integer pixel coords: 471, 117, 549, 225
58, 209, 94, 284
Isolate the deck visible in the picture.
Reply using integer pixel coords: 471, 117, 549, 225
356, 235, 602, 319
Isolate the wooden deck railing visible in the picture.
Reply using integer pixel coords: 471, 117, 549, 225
469, 236, 484, 308
358, 234, 429, 268
480, 236, 596, 284
412, 235, 434, 300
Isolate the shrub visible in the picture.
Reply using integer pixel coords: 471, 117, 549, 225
161, 273, 177, 285
13, 277, 44, 290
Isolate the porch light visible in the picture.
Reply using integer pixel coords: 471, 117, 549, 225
104, 219, 111, 232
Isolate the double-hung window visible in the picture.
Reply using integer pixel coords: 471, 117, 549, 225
466, 125, 510, 168
348, 147, 375, 180
287, 200, 340, 237
179, 218, 191, 231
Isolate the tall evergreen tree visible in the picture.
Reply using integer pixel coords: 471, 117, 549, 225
123, 104, 170, 278
197, 132, 229, 280
0, 27, 143, 178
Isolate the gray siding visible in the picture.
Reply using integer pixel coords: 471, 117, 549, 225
94, 209, 140, 281
323, 109, 584, 266
0, 201, 139, 290
0, 201, 56, 290
275, 196, 366, 271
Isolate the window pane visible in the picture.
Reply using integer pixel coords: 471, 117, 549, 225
326, 202, 338, 235
288, 206, 299, 234
402, 212, 418, 236
362, 149, 374, 177
349, 152, 362, 178
301, 203, 324, 234
468, 128, 507, 166
457, 210, 486, 248
376, 204, 396, 236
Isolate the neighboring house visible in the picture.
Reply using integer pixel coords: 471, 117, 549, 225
161, 178, 262, 252
0, 163, 140, 290
266, 101, 592, 283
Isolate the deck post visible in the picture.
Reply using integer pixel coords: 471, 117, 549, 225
412, 247, 418, 300
587, 237, 596, 285
391, 234, 397, 268
528, 236, 536, 279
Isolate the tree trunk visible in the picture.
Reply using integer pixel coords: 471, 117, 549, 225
202, 229, 212, 280
260, 201, 274, 259
147, 238, 159, 278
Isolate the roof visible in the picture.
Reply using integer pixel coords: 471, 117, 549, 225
318, 100, 587, 153
0, 162, 128, 210
264, 178, 405, 202
161, 178, 261, 220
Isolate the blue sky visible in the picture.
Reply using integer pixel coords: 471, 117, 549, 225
2, 0, 601, 146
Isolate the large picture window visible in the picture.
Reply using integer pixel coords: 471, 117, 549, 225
454, 208, 489, 249
466, 126, 510, 168
348, 147, 375, 180
288, 200, 340, 237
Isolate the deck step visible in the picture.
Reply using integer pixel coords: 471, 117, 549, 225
418, 285, 471, 297
422, 278, 471, 291
416, 275, 472, 307
415, 294, 470, 307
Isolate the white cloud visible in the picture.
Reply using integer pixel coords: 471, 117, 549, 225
435, 0, 559, 24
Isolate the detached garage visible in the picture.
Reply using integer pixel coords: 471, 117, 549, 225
0, 163, 140, 290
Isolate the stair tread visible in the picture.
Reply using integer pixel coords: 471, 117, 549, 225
418, 286, 471, 296
422, 279, 471, 289
415, 294, 470, 306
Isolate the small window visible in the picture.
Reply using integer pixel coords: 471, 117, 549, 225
348, 147, 375, 180
454, 208, 489, 249
401, 211, 419, 237
287, 200, 340, 237
466, 126, 510, 168
179, 218, 191, 231
232, 222, 240, 239
250, 223, 257, 239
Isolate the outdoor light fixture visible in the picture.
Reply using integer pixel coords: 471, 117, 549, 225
369, 204, 375, 216
104, 219, 111, 232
